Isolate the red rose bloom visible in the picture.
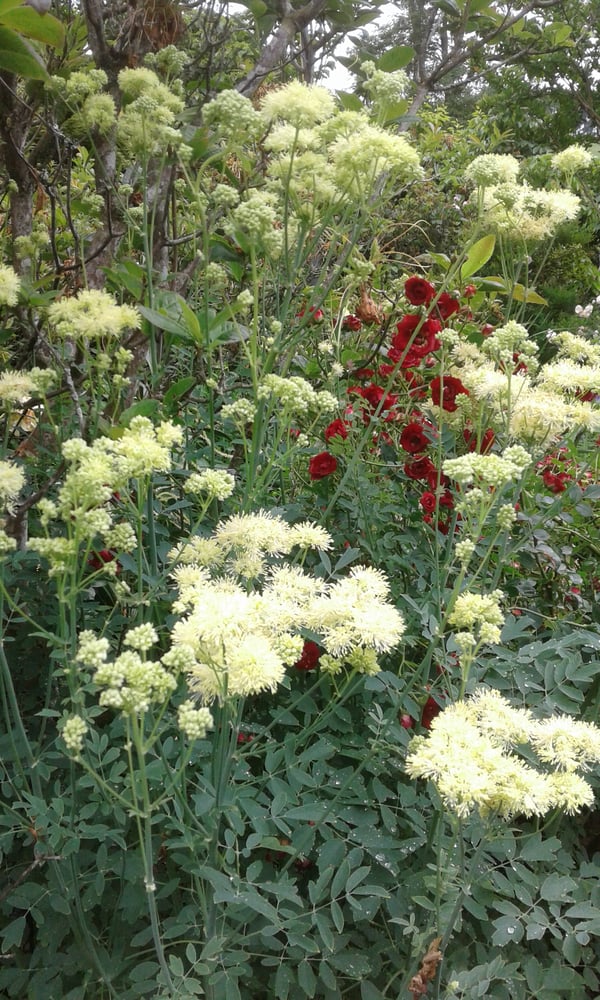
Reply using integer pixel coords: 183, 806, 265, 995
293, 640, 322, 671
435, 292, 460, 320
542, 470, 569, 493
324, 418, 348, 442
309, 451, 337, 480
405, 275, 436, 306
419, 491, 437, 513
88, 549, 118, 572
342, 314, 362, 331
404, 455, 436, 482
430, 375, 469, 412
421, 695, 443, 730
463, 427, 495, 454
400, 421, 430, 454
392, 315, 441, 359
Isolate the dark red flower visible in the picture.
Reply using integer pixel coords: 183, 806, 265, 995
399, 714, 414, 729
293, 640, 322, 671
296, 305, 324, 323
404, 455, 436, 482
400, 421, 430, 454
88, 549, 118, 572
438, 490, 454, 509
542, 470, 569, 493
405, 275, 436, 306
419, 491, 437, 513
392, 315, 441, 359
430, 375, 469, 412
324, 418, 348, 442
481, 323, 495, 337
435, 292, 460, 320
350, 383, 397, 412
463, 427, 495, 454
342, 314, 362, 331
309, 451, 337, 480
464, 284, 477, 298
421, 695, 443, 730
354, 367, 374, 380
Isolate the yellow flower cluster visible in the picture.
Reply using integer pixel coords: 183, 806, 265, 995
48, 289, 140, 341
167, 516, 404, 702
77, 626, 176, 715
406, 689, 600, 818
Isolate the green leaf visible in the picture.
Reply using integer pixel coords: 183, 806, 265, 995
0, 26, 47, 77
298, 959, 317, 998
163, 376, 196, 408
138, 304, 188, 337
0, 0, 23, 15
376, 45, 415, 72
460, 234, 496, 279
491, 916, 524, 946
0, 9, 65, 47
540, 874, 577, 901
119, 399, 160, 425
1, 914, 25, 951
336, 90, 363, 112
510, 283, 548, 305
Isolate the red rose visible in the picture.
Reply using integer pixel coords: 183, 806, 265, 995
463, 427, 495, 454
435, 292, 460, 320
464, 284, 477, 298
419, 491, 437, 513
430, 375, 469, 412
309, 451, 337, 480
405, 275, 436, 306
342, 314, 362, 331
404, 455, 436, 482
392, 315, 441, 358
88, 549, 118, 572
542, 470, 569, 493
293, 640, 322, 671
324, 418, 348, 442
400, 421, 430, 454
421, 695, 443, 729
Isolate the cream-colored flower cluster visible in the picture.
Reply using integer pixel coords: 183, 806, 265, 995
361, 60, 409, 109
551, 144, 593, 175
224, 189, 284, 257
0, 264, 21, 307
184, 469, 235, 502
443, 445, 531, 487
48, 289, 140, 341
62, 715, 88, 755
261, 81, 335, 128
29, 418, 182, 574
203, 89, 264, 141
77, 625, 176, 714
0, 460, 25, 515
170, 510, 332, 579
406, 689, 600, 819
465, 154, 520, 188
481, 320, 539, 374
167, 514, 404, 702
117, 67, 185, 159
257, 374, 337, 418
448, 589, 505, 648
450, 336, 600, 444
479, 182, 580, 241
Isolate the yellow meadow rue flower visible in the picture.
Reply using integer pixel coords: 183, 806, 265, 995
481, 320, 539, 374
530, 717, 600, 771
177, 700, 213, 740
554, 331, 600, 366
0, 264, 20, 306
0, 370, 36, 405
537, 360, 600, 397
305, 566, 405, 657
185, 469, 235, 501
94, 645, 177, 714
406, 692, 599, 819
62, 715, 88, 755
48, 289, 140, 340
0, 461, 25, 513
443, 447, 531, 488
203, 89, 263, 140
0, 527, 16, 557
117, 67, 185, 159
220, 398, 256, 424
264, 124, 320, 153
288, 521, 332, 551
449, 590, 504, 631
331, 124, 422, 199
261, 81, 335, 127
169, 536, 224, 573
123, 623, 158, 653
479, 182, 580, 240
362, 60, 409, 107
464, 153, 520, 188
551, 144, 593, 174
225, 189, 283, 256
